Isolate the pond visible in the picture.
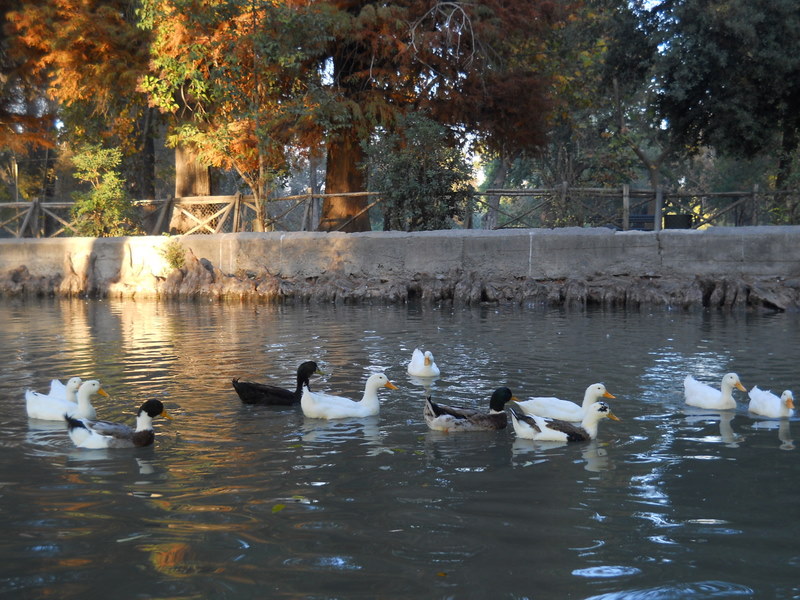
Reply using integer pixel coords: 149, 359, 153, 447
1, 298, 798, 599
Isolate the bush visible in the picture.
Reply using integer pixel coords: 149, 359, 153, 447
71, 144, 143, 237
159, 236, 186, 270
366, 114, 474, 231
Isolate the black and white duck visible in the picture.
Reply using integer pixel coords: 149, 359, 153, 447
66, 399, 173, 449
509, 401, 619, 442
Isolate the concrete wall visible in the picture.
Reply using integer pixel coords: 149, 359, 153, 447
2, 226, 800, 288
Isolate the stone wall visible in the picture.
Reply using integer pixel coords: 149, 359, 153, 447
1, 227, 800, 310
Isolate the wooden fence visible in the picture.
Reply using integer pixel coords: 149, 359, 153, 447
2, 185, 797, 238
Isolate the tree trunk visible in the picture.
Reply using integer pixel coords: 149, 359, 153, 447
171, 145, 212, 234
319, 130, 371, 232
482, 155, 510, 230
174, 145, 211, 198
777, 118, 798, 191
134, 108, 156, 199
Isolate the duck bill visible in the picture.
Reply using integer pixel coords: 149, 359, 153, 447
161, 409, 175, 420
97, 388, 110, 397
603, 391, 616, 399
424, 356, 432, 366
315, 369, 326, 376
735, 382, 747, 392
787, 399, 796, 410
384, 381, 398, 390
607, 412, 621, 421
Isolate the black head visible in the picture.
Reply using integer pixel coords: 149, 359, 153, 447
298, 361, 324, 380
592, 401, 619, 421
489, 387, 516, 412
137, 399, 172, 419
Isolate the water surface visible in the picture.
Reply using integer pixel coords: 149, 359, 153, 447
1, 299, 799, 599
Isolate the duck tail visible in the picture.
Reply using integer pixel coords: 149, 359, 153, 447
508, 405, 530, 425
508, 405, 522, 420
65, 414, 87, 431
65, 414, 94, 447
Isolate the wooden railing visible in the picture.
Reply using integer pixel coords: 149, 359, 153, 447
473, 184, 799, 230
1, 186, 797, 238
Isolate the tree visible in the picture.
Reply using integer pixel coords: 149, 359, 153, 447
141, 0, 333, 229
519, 0, 650, 189
143, 0, 563, 232
655, 0, 800, 190
7, 0, 159, 199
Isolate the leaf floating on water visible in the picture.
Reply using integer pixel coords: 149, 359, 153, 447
272, 504, 287, 513
436, 572, 448, 577
117, 532, 151, 543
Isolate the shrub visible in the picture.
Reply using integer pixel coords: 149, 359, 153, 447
159, 236, 186, 270
366, 114, 474, 231
71, 144, 143, 237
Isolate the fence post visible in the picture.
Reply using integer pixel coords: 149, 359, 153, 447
654, 187, 663, 232
752, 184, 760, 225
232, 192, 241, 232
622, 184, 630, 231
300, 190, 313, 231
151, 197, 173, 235
19, 198, 39, 238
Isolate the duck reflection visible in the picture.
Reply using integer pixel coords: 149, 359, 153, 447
682, 408, 741, 447
407, 374, 438, 394
510, 437, 614, 472
300, 415, 385, 455
751, 418, 795, 450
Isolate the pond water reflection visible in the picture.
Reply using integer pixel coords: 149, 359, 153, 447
1, 298, 799, 599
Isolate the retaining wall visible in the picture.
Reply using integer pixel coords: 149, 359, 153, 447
1, 227, 799, 309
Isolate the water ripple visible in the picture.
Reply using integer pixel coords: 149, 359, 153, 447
585, 580, 754, 599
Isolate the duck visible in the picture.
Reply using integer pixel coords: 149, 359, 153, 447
684, 373, 746, 410
515, 383, 615, 422
407, 348, 440, 378
65, 399, 173, 449
748, 386, 795, 418
423, 387, 518, 432
47, 377, 83, 401
26, 379, 108, 421
509, 401, 620, 442
232, 361, 324, 405
301, 373, 398, 419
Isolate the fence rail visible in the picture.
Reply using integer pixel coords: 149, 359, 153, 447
1, 185, 798, 238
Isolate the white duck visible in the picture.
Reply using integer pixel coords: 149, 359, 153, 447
684, 373, 746, 410
66, 399, 173, 449
748, 386, 795, 419
301, 373, 398, 419
515, 383, 615, 422
509, 401, 620, 442
407, 349, 440, 378
26, 379, 107, 421
46, 377, 82, 401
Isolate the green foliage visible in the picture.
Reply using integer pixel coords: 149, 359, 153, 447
656, 0, 800, 187
159, 235, 186, 270
367, 114, 474, 231
70, 144, 142, 237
